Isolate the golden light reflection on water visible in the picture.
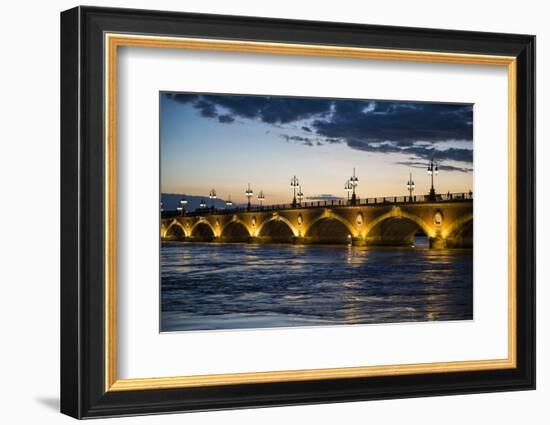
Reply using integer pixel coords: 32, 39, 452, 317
162, 240, 472, 330
424, 294, 442, 322
346, 245, 370, 266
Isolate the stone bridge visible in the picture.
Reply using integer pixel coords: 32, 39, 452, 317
161, 196, 473, 249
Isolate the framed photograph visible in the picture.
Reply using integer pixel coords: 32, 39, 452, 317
60, 6, 535, 419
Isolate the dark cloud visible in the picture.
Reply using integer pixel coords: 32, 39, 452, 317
281, 134, 315, 146
181, 94, 332, 124
166, 93, 332, 125
344, 140, 473, 165
259, 98, 330, 124
164, 93, 473, 166
164, 93, 199, 104
312, 101, 472, 149
396, 161, 473, 173
194, 99, 217, 118
218, 114, 235, 124
346, 139, 402, 153
402, 146, 473, 163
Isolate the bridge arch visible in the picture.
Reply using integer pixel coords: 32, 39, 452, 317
444, 213, 473, 247
220, 219, 252, 242
256, 216, 298, 243
191, 219, 216, 241
444, 213, 473, 238
365, 210, 434, 238
364, 210, 434, 246
164, 221, 187, 240
305, 213, 357, 244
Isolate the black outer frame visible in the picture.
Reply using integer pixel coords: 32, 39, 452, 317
60, 6, 535, 419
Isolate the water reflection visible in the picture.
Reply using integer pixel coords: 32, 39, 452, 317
161, 237, 473, 332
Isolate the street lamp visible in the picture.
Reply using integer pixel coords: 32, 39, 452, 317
297, 186, 304, 206
290, 175, 299, 208
199, 199, 207, 209
245, 183, 253, 211
344, 179, 353, 204
349, 167, 359, 205
209, 189, 217, 212
258, 190, 265, 207
406, 173, 415, 202
179, 197, 188, 216
427, 158, 439, 201
225, 195, 233, 208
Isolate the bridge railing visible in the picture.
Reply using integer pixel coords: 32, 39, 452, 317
161, 192, 473, 218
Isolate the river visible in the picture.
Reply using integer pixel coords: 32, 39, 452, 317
160, 238, 473, 332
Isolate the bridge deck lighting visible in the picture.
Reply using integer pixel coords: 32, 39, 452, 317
349, 168, 359, 205
297, 186, 304, 205
407, 173, 415, 202
290, 175, 300, 207
179, 197, 188, 215
344, 179, 353, 203
427, 159, 439, 201
245, 183, 253, 211
208, 189, 217, 212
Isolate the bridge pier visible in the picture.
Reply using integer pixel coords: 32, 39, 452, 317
429, 237, 447, 249
351, 237, 366, 247
292, 236, 309, 245
442, 236, 473, 249
428, 236, 472, 249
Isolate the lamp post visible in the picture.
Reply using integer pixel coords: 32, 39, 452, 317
344, 179, 353, 204
225, 195, 233, 208
245, 183, 253, 211
297, 186, 304, 206
427, 158, 438, 201
179, 197, 188, 216
199, 199, 207, 209
208, 189, 217, 213
349, 167, 359, 205
406, 173, 415, 202
258, 190, 265, 208
290, 175, 299, 208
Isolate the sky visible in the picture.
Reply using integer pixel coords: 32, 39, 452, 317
160, 92, 473, 208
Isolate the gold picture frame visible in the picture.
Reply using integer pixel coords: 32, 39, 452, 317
61, 7, 534, 418
104, 33, 517, 392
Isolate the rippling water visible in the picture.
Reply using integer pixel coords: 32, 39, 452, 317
161, 238, 473, 332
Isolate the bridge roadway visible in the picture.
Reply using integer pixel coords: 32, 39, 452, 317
161, 193, 473, 249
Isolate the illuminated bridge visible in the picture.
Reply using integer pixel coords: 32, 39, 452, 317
161, 193, 473, 249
